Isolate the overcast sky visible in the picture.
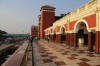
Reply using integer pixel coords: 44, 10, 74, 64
0, 0, 90, 34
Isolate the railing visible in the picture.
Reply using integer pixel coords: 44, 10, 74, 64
1, 41, 31, 66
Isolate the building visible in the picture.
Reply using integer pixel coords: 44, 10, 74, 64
43, 0, 100, 54
38, 5, 63, 39
31, 25, 38, 38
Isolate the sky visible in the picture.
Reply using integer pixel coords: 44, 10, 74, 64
0, 0, 90, 34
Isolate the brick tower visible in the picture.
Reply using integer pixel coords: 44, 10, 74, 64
31, 25, 38, 39
38, 5, 56, 39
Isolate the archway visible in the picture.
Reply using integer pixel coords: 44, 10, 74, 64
75, 22, 88, 48
60, 27, 66, 43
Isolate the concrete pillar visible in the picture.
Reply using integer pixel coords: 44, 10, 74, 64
67, 33, 70, 46
70, 33, 72, 46
53, 35, 56, 42
50, 35, 52, 41
56, 34, 58, 43
51, 35, 53, 42
58, 34, 62, 43
69, 33, 74, 46
88, 32, 94, 51
52, 35, 54, 42
95, 31, 100, 54
74, 33, 78, 47
69, 33, 71, 46
66, 33, 68, 45
69, 32, 74, 46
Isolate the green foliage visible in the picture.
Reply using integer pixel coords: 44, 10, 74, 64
0, 30, 8, 40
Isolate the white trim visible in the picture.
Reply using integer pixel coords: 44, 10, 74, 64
88, 30, 92, 32
69, 31, 74, 33
59, 25, 66, 34
41, 10, 55, 12
74, 19, 89, 33
52, 28, 56, 35
88, 27, 96, 30
65, 31, 68, 33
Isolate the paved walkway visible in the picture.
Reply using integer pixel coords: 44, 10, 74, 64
33, 40, 100, 66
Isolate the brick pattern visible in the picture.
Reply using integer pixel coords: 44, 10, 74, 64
33, 40, 100, 66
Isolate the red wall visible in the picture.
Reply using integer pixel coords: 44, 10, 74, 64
84, 14, 96, 28
57, 26, 61, 32
64, 24, 68, 31
70, 20, 77, 30
42, 11, 55, 29
41, 11, 55, 38
69, 14, 96, 31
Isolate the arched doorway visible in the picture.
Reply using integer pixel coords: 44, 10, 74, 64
75, 22, 88, 48
61, 27, 66, 43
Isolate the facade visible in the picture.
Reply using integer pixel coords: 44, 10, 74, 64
38, 5, 63, 39
44, 0, 100, 54
31, 25, 38, 38
38, 5, 56, 39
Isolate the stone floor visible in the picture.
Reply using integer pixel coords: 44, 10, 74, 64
33, 40, 100, 66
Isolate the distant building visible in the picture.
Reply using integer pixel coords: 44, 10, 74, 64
31, 25, 38, 38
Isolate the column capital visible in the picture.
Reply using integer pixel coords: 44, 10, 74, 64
88, 30, 92, 32
69, 31, 74, 33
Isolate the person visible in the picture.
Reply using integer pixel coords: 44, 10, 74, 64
28, 36, 33, 45
35, 36, 38, 42
47, 37, 50, 43
27, 36, 30, 43
27, 36, 32, 51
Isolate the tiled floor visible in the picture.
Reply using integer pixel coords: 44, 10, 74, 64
33, 40, 100, 66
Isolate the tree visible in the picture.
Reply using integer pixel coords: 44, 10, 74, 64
0, 30, 8, 40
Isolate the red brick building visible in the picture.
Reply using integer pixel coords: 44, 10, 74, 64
44, 0, 100, 54
38, 5, 62, 39
31, 25, 38, 38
